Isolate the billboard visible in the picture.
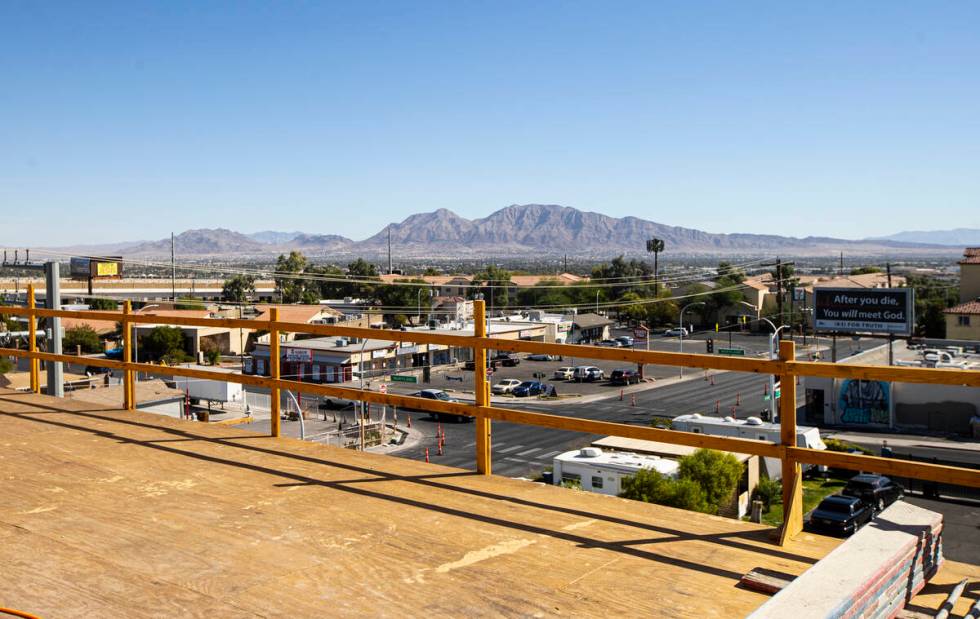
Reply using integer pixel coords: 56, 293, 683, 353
813, 287, 914, 335
70, 257, 123, 280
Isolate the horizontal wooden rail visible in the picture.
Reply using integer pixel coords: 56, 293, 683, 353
3, 345, 979, 488
3, 305, 977, 385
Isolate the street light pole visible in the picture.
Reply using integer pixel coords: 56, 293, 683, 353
757, 316, 787, 422
678, 302, 705, 378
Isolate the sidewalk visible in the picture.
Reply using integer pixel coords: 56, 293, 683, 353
825, 431, 980, 453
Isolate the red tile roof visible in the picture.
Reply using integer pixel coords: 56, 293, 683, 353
945, 300, 980, 315
960, 248, 980, 264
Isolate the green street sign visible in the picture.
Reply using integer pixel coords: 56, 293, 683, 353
391, 375, 417, 383
763, 390, 781, 401
718, 348, 746, 356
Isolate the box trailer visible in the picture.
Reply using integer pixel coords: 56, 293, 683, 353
171, 365, 243, 403
671, 413, 826, 479
552, 447, 680, 496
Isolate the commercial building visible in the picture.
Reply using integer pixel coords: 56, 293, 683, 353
567, 313, 614, 344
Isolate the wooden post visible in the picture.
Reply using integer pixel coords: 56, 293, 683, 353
123, 301, 134, 410
474, 300, 491, 475
269, 307, 281, 438
778, 339, 803, 545
27, 284, 40, 394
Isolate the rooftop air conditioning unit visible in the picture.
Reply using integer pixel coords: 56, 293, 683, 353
335, 338, 349, 347
745, 417, 764, 426
579, 447, 602, 458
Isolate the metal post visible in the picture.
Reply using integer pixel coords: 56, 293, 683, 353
269, 307, 281, 437
27, 284, 39, 393
474, 299, 491, 475
769, 333, 777, 421
887, 263, 894, 366
123, 301, 134, 410
171, 232, 176, 302
778, 339, 803, 545
44, 261, 64, 397
678, 302, 704, 378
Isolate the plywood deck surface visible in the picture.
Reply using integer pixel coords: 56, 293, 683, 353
0, 389, 846, 618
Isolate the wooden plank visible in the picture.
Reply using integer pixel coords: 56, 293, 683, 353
0, 389, 845, 618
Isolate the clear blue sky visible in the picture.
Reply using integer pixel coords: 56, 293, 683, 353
2, 1, 978, 246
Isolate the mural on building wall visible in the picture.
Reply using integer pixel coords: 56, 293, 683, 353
838, 380, 890, 425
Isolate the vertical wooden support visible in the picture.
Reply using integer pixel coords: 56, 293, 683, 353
27, 284, 40, 394
123, 301, 134, 410
474, 300, 492, 475
778, 339, 803, 545
269, 307, 281, 438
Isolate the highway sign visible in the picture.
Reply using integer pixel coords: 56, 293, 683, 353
718, 348, 746, 356
391, 375, 417, 383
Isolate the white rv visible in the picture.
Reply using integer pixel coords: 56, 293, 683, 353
670, 413, 826, 479
552, 447, 679, 496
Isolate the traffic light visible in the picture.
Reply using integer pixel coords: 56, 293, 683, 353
706, 338, 714, 354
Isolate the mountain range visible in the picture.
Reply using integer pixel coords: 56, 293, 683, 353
867, 228, 980, 246
45, 204, 966, 259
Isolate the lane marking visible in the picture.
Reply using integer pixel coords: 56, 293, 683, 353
535, 451, 562, 460
515, 447, 541, 456
497, 445, 525, 453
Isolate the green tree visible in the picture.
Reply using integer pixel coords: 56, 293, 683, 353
472, 265, 513, 309
140, 326, 188, 363
702, 262, 748, 321
201, 339, 221, 366
423, 267, 441, 276
849, 266, 882, 275
376, 280, 431, 325
677, 448, 743, 513
516, 278, 577, 308
88, 298, 118, 311
64, 325, 103, 354
0, 357, 13, 374
646, 288, 680, 328
905, 275, 956, 338
306, 264, 349, 299
346, 258, 380, 298
222, 274, 256, 303
275, 251, 309, 303
592, 256, 654, 298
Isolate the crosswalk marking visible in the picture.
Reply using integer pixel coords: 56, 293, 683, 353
515, 447, 541, 457
497, 445, 525, 453
535, 451, 562, 460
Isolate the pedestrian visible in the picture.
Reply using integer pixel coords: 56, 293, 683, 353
880, 440, 893, 458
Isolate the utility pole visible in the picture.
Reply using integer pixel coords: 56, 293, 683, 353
387, 227, 393, 275
839, 252, 844, 277
171, 232, 176, 302
45, 262, 64, 397
887, 263, 894, 366
776, 257, 783, 336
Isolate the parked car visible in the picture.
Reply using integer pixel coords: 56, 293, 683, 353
410, 389, 473, 422
491, 379, 522, 395
553, 367, 575, 380
610, 369, 641, 385
573, 366, 604, 382
512, 381, 545, 397
807, 495, 873, 537
319, 397, 356, 410
615, 336, 634, 347
527, 353, 556, 361
596, 339, 621, 347
492, 353, 520, 367
663, 327, 688, 337
841, 474, 904, 513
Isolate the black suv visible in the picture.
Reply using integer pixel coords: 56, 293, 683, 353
841, 474, 904, 513
610, 369, 641, 385
492, 353, 520, 367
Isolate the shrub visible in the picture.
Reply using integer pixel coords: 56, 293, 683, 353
824, 438, 873, 456
678, 449, 743, 512
64, 325, 103, 354
619, 469, 710, 513
88, 298, 118, 310
0, 357, 13, 374
752, 476, 782, 512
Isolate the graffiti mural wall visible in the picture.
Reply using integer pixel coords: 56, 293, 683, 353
838, 380, 891, 425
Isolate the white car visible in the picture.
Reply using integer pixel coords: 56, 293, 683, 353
663, 327, 688, 337
491, 379, 522, 395
553, 367, 575, 380
573, 366, 604, 382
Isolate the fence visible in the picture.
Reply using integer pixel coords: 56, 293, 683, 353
2, 288, 979, 546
